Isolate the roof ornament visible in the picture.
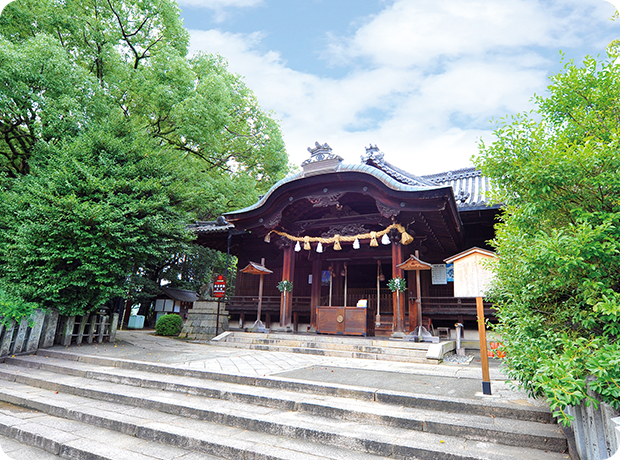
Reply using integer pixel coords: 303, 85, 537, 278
301, 142, 343, 175
361, 144, 384, 164
456, 190, 470, 203
302, 142, 343, 166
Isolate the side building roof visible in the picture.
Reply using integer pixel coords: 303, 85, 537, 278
422, 167, 497, 211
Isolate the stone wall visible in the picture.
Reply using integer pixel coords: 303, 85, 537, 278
179, 300, 228, 340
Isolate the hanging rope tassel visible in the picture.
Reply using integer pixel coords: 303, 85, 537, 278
401, 231, 414, 245
370, 231, 378, 247
333, 235, 342, 251
264, 232, 272, 243
303, 235, 311, 250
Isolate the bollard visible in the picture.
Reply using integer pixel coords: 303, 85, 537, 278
455, 322, 465, 356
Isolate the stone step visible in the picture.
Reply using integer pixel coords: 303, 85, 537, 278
0, 354, 566, 453
29, 349, 554, 423
0, 370, 567, 460
223, 335, 431, 355
211, 332, 437, 362
213, 342, 431, 363
0, 401, 220, 460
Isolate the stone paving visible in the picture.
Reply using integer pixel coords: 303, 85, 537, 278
61, 330, 544, 406
0, 329, 549, 459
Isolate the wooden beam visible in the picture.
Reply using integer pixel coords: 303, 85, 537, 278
292, 213, 384, 232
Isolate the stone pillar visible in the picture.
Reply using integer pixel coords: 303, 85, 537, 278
109, 313, 119, 342
0, 320, 15, 357
87, 313, 97, 344
61, 316, 76, 346
39, 309, 59, 349
76, 315, 88, 345
98, 315, 107, 343
24, 309, 46, 353
180, 301, 229, 340
12, 317, 30, 354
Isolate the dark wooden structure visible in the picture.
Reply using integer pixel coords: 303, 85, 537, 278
316, 306, 376, 336
192, 143, 500, 336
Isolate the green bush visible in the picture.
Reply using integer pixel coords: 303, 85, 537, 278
0, 283, 38, 327
155, 314, 184, 336
475, 53, 620, 425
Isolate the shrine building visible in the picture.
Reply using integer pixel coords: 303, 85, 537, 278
192, 143, 499, 337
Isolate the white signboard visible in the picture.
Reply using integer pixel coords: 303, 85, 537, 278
445, 248, 497, 298
431, 264, 447, 285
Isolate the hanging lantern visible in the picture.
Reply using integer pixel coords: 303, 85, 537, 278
353, 238, 360, 249
316, 242, 323, 253
294, 241, 301, 252
382, 233, 391, 245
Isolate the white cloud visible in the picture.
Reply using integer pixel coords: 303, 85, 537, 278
188, 0, 619, 175
326, 0, 611, 68
177, 0, 263, 22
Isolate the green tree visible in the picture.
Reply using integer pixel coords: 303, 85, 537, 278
0, 0, 289, 318
0, 0, 288, 186
475, 53, 620, 424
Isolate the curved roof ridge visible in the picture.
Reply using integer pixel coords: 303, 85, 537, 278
422, 166, 480, 182
224, 162, 447, 216
361, 145, 435, 187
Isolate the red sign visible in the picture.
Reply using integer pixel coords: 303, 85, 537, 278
213, 275, 227, 298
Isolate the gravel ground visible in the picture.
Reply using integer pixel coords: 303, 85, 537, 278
442, 352, 475, 365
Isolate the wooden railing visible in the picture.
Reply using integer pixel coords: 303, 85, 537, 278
418, 297, 495, 319
225, 294, 495, 326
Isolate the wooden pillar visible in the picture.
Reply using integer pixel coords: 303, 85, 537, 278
391, 241, 405, 334
414, 249, 423, 333
407, 270, 417, 332
332, 262, 343, 305
280, 244, 295, 327
310, 256, 322, 330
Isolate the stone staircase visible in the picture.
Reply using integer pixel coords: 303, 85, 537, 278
210, 331, 455, 363
0, 348, 569, 460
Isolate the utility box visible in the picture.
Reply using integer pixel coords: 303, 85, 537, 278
127, 315, 145, 329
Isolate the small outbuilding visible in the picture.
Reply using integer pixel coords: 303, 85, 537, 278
153, 287, 199, 323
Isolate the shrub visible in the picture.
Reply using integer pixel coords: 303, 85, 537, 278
475, 53, 620, 425
155, 314, 184, 336
0, 283, 38, 327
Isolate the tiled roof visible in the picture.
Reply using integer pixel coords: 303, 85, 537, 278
422, 167, 496, 210
226, 158, 447, 217
161, 287, 199, 302
192, 146, 497, 236
188, 218, 234, 234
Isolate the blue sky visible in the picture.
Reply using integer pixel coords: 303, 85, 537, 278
180, 0, 620, 174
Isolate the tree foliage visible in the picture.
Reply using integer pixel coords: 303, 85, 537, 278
0, 0, 289, 317
475, 53, 620, 424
